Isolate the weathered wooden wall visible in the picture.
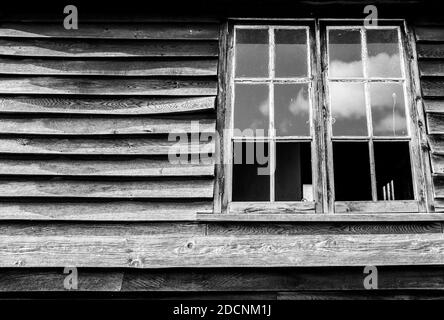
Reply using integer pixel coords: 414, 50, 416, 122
0, 9, 443, 297
417, 22, 444, 212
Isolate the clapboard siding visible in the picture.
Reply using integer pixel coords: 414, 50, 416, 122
0, 96, 216, 114
0, 58, 218, 76
1, 233, 444, 268
0, 77, 217, 95
0, 21, 218, 223
0, 39, 218, 57
0, 23, 219, 39
416, 24, 444, 211
0, 201, 212, 221
0, 116, 215, 135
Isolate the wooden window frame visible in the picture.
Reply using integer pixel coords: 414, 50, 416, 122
212, 18, 435, 219
320, 20, 427, 214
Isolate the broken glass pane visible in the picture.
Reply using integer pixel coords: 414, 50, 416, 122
275, 142, 312, 201
374, 142, 414, 200
232, 141, 270, 201
333, 142, 372, 201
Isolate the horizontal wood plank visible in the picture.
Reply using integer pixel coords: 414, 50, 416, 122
197, 213, 444, 222
0, 233, 443, 267
426, 112, 444, 134
3, 266, 444, 292
0, 178, 214, 198
0, 23, 219, 40
424, 99, 444, 113
0, 137, 215, 155
0, 58, 218, 76
228, 202, 316, 214
0, 96, 216, 115
0, 39, 218, 57
417, 44, 444, 59
433, 175, 444, 198
419, 60, 444, 77
0, 222, 206, 237
0, 201, 211, 220
0, 77, 217, 96
207, 222, 442, 235
420, 78, 444, 97
427, 134, 444, 155
335, 201, 420, 213
0, 116, 215, 135
430, 154, 444, 174
0, 158, 214, 177
415, 27, 444, 42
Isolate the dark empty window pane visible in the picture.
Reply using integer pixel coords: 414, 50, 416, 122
367, 29, 401, 78
330, 82, 367, 136
275, 142, 312, 201
370, 83, 407, 136
275, 29, 308, 77
235, 29, 269, 77
328, 29, 363, 78
232, 141, 270, 201
234, 84, 269, 137
333, 142, 372, 201
274, 83, 310, 136
374, 142, 414, 200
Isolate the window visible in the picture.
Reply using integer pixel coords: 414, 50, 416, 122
218, 20, 429, 215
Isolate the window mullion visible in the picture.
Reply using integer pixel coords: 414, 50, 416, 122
269, 27, 276, 202
362, 27, 378, 201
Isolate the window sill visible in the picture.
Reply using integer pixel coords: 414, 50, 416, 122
197, 212, 444, 222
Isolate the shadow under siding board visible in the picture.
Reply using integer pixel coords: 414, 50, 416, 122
0, 39, 219, 57
0, 58, 219, 76
432, 175, 444, 198
0, 96, 216, 115
0, 137, 215, 155
0, 201, 212, 221
0, 116, 216, 135
415, 27, 444, 42
417, 44, 444, 59
206, 222, 442, 236
424, 99, 444, 113
0, 23, 220, 40
419, 60, 444, 77
0, 178, 214, 198
0, 157, 214, 177
0, 77, 217, 96
419, 78, 444, 97
1, 233, 444, 268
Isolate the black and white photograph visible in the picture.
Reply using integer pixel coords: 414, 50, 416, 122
0, 0, 443, 312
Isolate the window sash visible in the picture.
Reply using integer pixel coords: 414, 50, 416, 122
217, 20, 428, 214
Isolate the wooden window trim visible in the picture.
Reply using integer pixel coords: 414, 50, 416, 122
213, 18, 435, 217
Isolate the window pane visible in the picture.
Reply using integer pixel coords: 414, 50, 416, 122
234, 84, 269, 137
275, 142, 312, 201
370, 83, 407, 136
367, 29, 402, 78
374, 142, 414, 200
328, 29, 363, 78
275, 29, 308, 77
333, 142, 372, 201
274, 83, 310, 136
235, 29, 269, 77
232, 141, 270, 201
330, 82, 367, 136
